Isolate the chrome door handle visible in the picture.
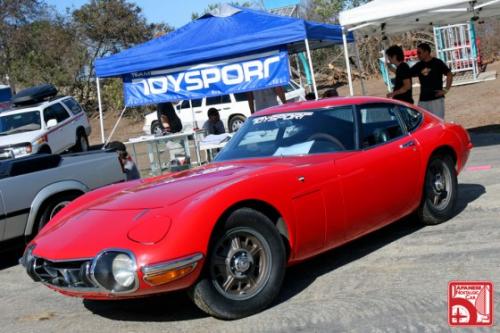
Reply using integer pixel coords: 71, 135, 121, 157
298, 176, 305, 182
400, 140, 416, 149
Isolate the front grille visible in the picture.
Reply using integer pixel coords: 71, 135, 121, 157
33, 257, 96, 289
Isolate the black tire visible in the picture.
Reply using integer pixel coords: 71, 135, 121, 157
228, 115, 246, 133
150, 121, 161, 135
37, 145, 51, 154
36, 192, 82, 233
418, 155, 457, 225
73, 130, 89, 152
189, 208, 286, 319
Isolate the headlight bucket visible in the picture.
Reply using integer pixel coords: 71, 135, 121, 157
91, 250, 138, 293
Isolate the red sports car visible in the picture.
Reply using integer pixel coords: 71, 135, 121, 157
22, 97, 472, 319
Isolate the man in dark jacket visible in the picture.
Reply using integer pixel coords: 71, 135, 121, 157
157, 102, 182, 134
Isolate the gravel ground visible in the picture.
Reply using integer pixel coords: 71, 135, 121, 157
1, 132, 499, 333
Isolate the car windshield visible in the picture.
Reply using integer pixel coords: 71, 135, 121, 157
215, 107, 355, 162
0, 111, 42, 136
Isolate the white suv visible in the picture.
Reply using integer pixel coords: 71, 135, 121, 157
143, 81, 306, 134
0, 87, 91, 160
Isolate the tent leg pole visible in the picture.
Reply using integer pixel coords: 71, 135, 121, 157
96, 77, 105, 143
342, 28, 354, 96
104, 106, 127, 148
305, 38, 319, 100
353, 36, 366, 95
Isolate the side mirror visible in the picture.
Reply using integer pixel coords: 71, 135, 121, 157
47, 119, 58, 128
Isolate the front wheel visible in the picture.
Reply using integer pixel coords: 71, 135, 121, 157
418, 155, 457, 225
189, 208, 286, 319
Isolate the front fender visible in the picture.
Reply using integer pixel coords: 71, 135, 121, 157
24, 180, 89, 236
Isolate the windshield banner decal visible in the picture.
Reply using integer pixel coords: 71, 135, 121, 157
122, 49, 290, 107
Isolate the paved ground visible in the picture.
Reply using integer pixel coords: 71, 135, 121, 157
1, 133, 499, 333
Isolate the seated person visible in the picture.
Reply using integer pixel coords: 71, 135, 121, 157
203, 108, 226, 135
156, 102, 182, 134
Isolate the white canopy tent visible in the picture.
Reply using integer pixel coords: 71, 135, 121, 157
339, 0, 500, 95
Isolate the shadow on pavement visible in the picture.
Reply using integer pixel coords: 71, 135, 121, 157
454, 183, 486, 217
84, 291, 207, 321
468, 125, 500, 147
84, 183, 484, 322
0, 248, 23, 271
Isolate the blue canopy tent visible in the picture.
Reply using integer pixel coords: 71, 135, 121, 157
94, 4, 354, 143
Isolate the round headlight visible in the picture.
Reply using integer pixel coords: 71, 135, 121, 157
92, 251, 137, 293
112, 253, 135, 288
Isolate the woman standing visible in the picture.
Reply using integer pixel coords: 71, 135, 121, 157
385, 45, 413, 104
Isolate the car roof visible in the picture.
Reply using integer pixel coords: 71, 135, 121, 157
255, 96, 408, 116
0, 96, 70, 116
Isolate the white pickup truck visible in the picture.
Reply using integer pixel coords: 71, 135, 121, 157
0, 84, 91, 160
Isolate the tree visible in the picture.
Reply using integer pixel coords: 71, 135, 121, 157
71, 0, 173, 112
0, 0, 47, 91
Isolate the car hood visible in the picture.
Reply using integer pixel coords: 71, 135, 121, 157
32, 161, 290, 259
0, 130, 42, 146
76, 162, 278, 211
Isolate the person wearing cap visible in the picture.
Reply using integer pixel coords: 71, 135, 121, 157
203, 108, 226, 135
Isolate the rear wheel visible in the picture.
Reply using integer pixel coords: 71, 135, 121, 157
418, 155, 457, 225
228, 115, 246, 133
189, 208, 286, 319
73, 130, 89, 152
36, 192, 82, 233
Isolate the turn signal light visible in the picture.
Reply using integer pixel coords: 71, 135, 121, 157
143, 265, 196, 286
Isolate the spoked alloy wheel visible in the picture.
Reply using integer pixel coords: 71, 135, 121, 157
190, 208, 286, 320
211, 227, 271, 301
418, 155, 457, 225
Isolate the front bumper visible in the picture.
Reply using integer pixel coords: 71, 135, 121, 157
21, 247, 204, 298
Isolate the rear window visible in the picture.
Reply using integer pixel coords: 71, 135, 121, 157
62, 97, 84, 115
399, 106, 422, 132
206, 95, 231, 106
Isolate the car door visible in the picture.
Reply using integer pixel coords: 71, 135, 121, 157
335, 103, 421, 240
43, 104, 67, 153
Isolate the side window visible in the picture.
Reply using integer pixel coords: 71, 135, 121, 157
43, 103, 70, 124
220, 95, 231, 104
191, 99, 202, 108
180, 100, 190, 109
359, 104, 404, 148
234, 93, 248, 102
206, 96, 221, 106
309, 107, 355, 152
62, 98, 84, 115
399, 106, 422, 132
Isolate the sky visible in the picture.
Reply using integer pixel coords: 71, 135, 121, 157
46, 0, 300, 28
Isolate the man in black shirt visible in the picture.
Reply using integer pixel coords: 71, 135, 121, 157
411, 43, 453, 119
385, 45, 413, 104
